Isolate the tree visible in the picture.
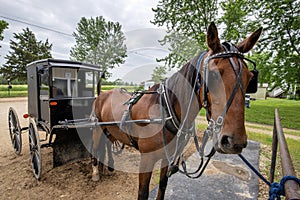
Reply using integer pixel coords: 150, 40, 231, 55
0, 28, 52, 81
256, 0, 299, 90
151, 0, 300, 94
218, 0, 258, 43
152, 0, 218, 68
70, 16, 127, 78
152, 65, 167, 83
0, 20, 9, 49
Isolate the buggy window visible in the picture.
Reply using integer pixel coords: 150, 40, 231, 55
52, 68, 77, 97
51, 67, 98, 98
39, 69, 49, 95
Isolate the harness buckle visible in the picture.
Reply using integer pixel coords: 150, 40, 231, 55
216, 116, 224, 126
157, 83, 165, 94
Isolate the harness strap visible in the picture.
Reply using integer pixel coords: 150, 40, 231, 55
120, 90, 158, 150
223, 42, 245, 96
161, 81, 180, 133
120, 104, 139, 150
239, 154, 300, 200
160, 52, 214, 178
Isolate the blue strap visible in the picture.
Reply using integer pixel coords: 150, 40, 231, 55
238, 154, 300, 200
238, 154, 271, 186
269, 175, 300, 200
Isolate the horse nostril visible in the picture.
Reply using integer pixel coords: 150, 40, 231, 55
234, 143, 247, 152
221, 135, 231, 148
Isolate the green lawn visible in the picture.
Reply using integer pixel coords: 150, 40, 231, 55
0, 84, 27, 91
0, 85, 28, 97
245, 98, 300, 130
199, 98, 300, 130
197, 98, 300, 174
0, 85, 140, 97
247, 131, 300, 175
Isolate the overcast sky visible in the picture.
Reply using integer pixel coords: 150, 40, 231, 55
0, 0, 173, 82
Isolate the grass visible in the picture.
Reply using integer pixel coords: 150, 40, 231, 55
0, 91, 27, 97
247, 131, 300, 176
0, 84, 27, 91
101, 85, 140, 92
0, 84, 141, 98
199, 98, 300, 130
246, 123, 300, 137
245, 98, 300, 130
0, 84, 28, 97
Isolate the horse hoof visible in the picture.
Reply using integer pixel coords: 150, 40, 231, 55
92, 174, 100, 182
108, 166, 114, 172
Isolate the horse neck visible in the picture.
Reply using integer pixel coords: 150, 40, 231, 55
166, 58, 202, 126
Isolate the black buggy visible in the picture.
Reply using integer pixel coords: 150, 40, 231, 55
8, 58, 103, 179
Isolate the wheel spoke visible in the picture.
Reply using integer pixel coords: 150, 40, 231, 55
28, 119, 41, 179
8, 108, 22, 155
30, 149, 41, 176
14, 135, 21, 151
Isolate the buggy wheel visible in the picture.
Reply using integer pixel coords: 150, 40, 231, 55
28, 118, 41, 180
8, 107, 22, 155
111, 140, 124, 155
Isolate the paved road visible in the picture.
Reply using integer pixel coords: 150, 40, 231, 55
150, 140, 260, 200
0, 97, 29, 158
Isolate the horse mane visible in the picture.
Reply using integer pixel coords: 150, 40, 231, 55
149, 53, 202, 119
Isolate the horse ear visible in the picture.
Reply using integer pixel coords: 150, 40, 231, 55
237, 27, 263, 53
206, 22, 222, 53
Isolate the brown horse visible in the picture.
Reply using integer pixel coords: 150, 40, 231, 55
91, 22, 262, 199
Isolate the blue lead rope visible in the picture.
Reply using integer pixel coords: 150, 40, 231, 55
269, 176, 300, 200
238, 154, 300, 200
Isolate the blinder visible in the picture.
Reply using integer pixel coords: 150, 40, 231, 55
247, 69, 258, 93
244, 57, 259, 94
221, 41, 259, 94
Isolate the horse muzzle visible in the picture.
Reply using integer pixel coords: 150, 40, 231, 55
214, 134, 248, 154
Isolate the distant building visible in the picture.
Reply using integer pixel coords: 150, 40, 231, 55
268, 86, 285, 98
249, 83, 268, 100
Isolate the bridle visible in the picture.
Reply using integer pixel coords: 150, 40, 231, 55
160, 41, 257, 178
201, 42, 253, 154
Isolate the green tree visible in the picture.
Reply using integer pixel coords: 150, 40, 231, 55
0, 28, 52, 81
70, 16, 127, 78
219, 0, 258, 43
152, 0, 218, 68
0, 20, 9, 49
152, 65, 167, 83
256, 0, 299, 91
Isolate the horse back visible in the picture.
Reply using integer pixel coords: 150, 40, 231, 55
94, 88, 131, 122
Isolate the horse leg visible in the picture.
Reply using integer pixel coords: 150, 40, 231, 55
91, 127, 105, 181
98, 130, 107, 174
138, 155, 155, 200
105, 130, 114, 172
91, 156, 100, 181
156, 159, 169, 200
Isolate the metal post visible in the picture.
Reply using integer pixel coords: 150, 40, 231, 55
7, 79, 12, 96
274, 108, 300, 200
270, 116, 278, 183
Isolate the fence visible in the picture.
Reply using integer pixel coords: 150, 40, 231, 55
269, 108, 300, 199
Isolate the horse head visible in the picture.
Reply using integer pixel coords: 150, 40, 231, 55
203, 22, 262, 154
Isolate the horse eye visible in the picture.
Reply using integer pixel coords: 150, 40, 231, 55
208, 71, 220, 81
207, 71, 221, 92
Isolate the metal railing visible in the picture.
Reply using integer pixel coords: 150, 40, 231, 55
269, 108, 300, 199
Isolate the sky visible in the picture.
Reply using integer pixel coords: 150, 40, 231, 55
0, 0, 173, 83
